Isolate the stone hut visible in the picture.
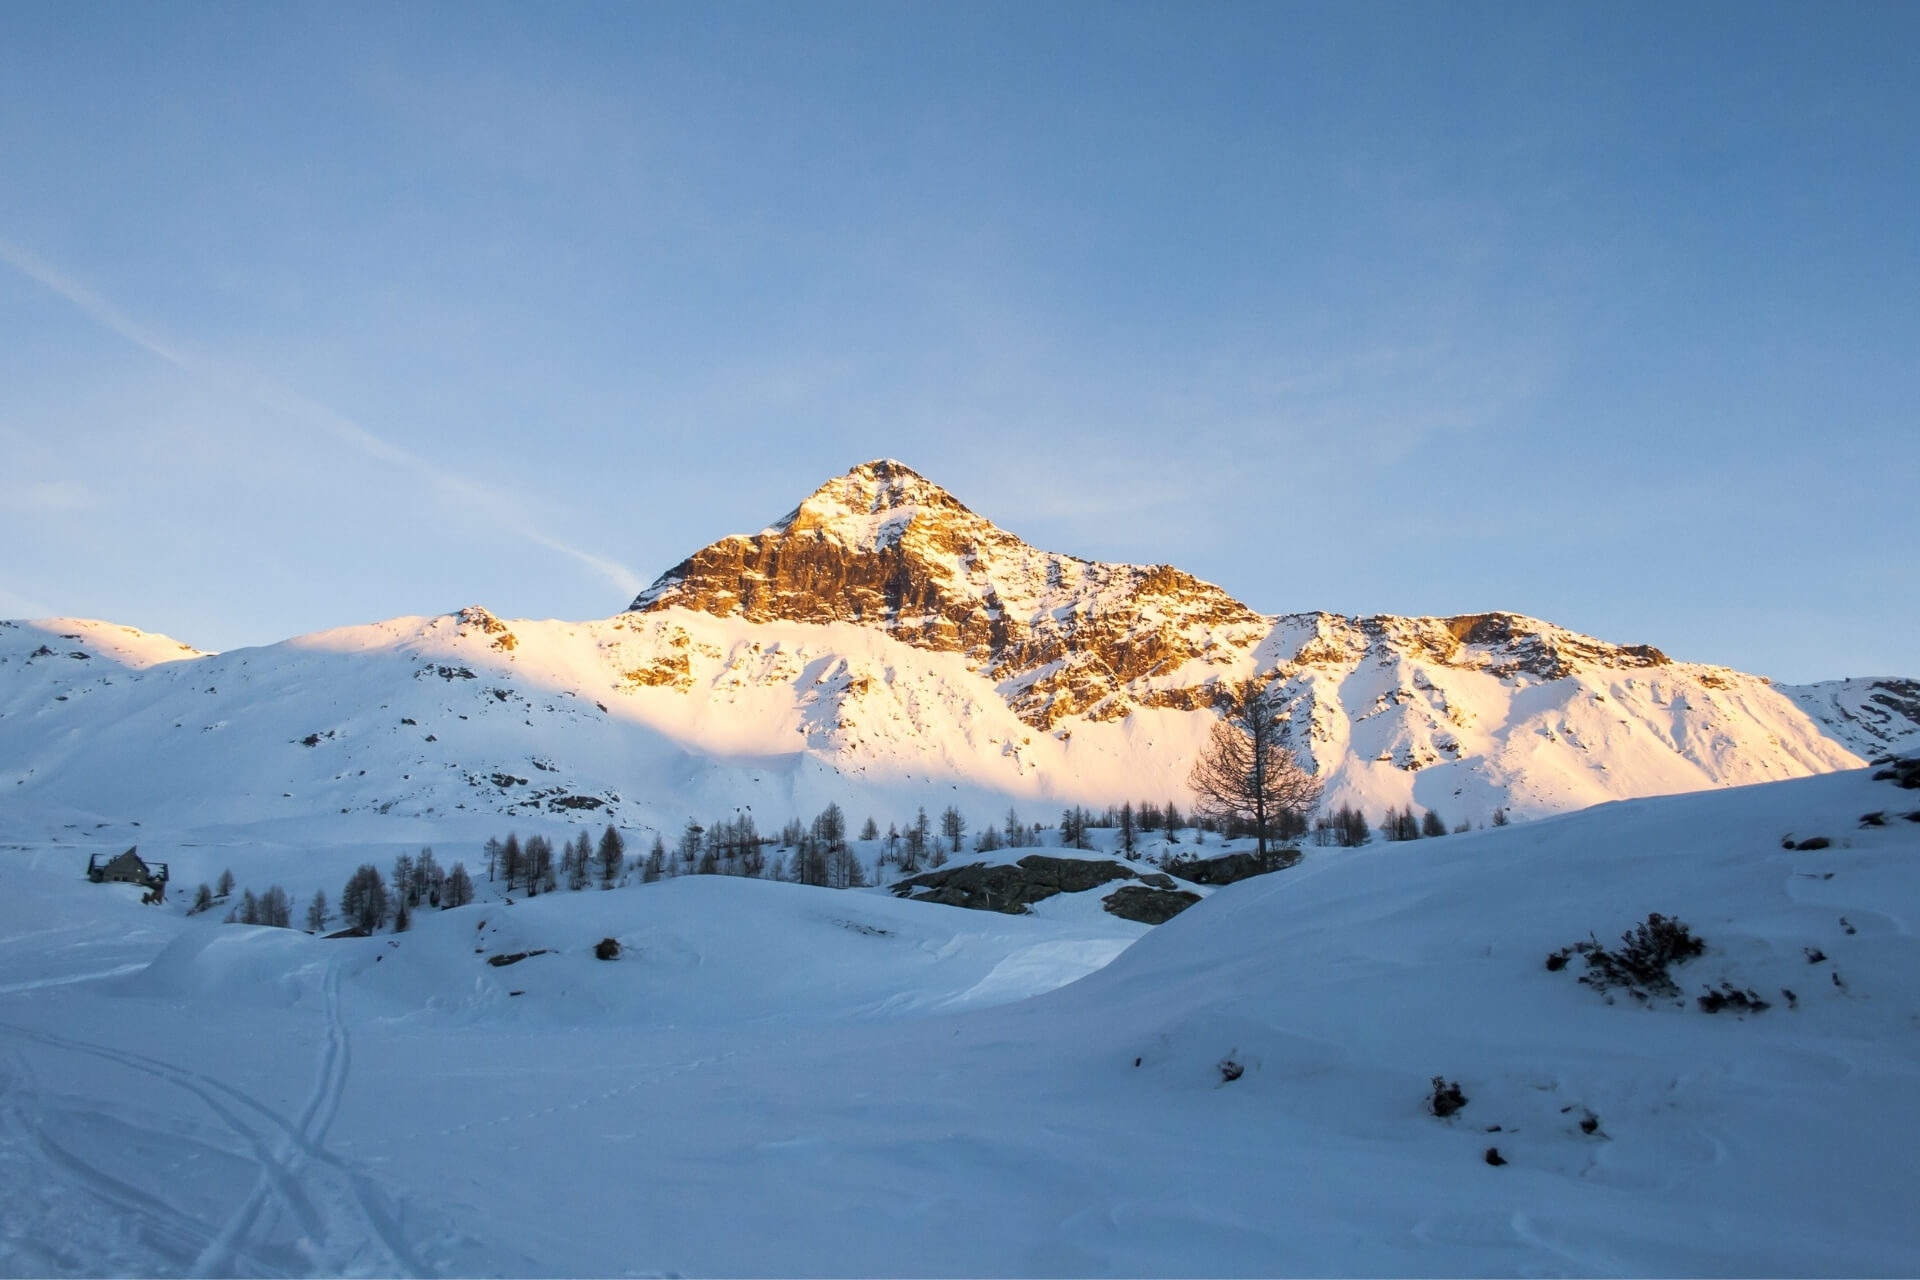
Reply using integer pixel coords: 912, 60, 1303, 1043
87, 847, 169, 901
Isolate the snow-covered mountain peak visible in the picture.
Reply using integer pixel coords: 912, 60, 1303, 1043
761, 458, 977, 551
626, 461, 1266, 726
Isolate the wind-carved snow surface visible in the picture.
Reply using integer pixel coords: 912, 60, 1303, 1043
2, 766, 1917, 1275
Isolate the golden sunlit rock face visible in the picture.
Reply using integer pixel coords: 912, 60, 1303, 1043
628, 461, 1267, 727
627, 461, 1676, 729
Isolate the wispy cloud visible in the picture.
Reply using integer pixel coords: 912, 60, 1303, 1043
0, 480, 101, 513
0, 238, 644, 597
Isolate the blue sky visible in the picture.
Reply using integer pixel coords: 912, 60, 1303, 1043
1, 1, 1914, 682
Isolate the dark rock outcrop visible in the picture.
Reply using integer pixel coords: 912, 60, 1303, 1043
1102, 884, 1202, 924
1873, 755, 1920, 789
891, 854, 1140, 914
1165, 847, 1303, 886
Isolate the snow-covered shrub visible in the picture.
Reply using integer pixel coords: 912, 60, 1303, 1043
1427, 1077, 1468, 1118
1551, 912, 1705, 997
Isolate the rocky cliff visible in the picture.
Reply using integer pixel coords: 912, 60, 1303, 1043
630, 460, 1267, 727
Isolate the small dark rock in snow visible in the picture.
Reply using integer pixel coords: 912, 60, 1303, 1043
1218, 1058, 1244, 1083
1484, 1147, 1507, 1166
1795, 837, 1831, 851
487, 949, 552, 967
594, 937, 621, 960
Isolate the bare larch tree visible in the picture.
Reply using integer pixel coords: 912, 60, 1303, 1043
1188, 678, 1323, 855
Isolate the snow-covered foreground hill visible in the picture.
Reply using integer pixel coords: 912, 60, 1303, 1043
3, 764, 1917, 1276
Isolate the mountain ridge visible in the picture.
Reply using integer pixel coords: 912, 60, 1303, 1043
629, 461, 1688, 730
2, 461, 1913, 844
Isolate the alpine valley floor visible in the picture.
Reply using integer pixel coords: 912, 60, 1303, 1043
3, 763, 1918, 1277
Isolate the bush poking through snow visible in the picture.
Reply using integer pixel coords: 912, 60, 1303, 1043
1697, 983, 1771, 1014
1484, 1147, 1507, 1166
1554, 912, 1706, 997
594, 937, 621, 960
1218, 1057, 1244, 1083
1428, 1077, 1468, 1118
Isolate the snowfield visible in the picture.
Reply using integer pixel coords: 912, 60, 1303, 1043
3, 764, 1918, 1276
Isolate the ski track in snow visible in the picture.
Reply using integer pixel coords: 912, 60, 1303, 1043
0, 963, 431, 1279
0, 963, 149, 996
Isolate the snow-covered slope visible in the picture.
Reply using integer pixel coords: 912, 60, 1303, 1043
0, 600, 1867, 852
3, 761, 1916, 1274
0, 461, 1896, 847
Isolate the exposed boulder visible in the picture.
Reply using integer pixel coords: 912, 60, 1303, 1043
1103, 884, 1202, 924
